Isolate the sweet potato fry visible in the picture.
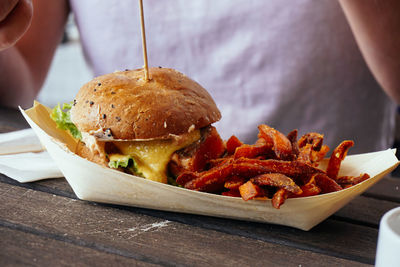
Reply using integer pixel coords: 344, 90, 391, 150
258, 124, 292, 160
180, 158, 233, 192
337, 173, 370, 187
287, 129, 300, 158
176, 158, 232, 186
168, 126, 225, 177
175, 171, 198, 187
336, 176, 354, 186
224, 176, 246, 189
297, 144, 313, 165
175, 123, 366, 209
239, 181, 263, 201
207, 156, 233, 169
313, 173, 342, 193
298, 132, 324, 150
226, 135, 243, 155
233, 158, 323, 182
312, 145, 329, 163
351, 173, 370, 185
326, 140, 354, 180
299, 183, 321, 197
234, 145, 261, 159
222, 189, 241, 197
292, 175, 321, 197
297, 144, 329, 166
251, 173, 302, 195
234, 138, 272, 159
272, 189, 288, 209
297, 132, 329, 166
188, 126, 226, 172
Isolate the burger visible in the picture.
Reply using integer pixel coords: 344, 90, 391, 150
51, 67, 226, 184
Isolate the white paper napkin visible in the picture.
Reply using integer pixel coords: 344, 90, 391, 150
0, 129, 63, 182
0, 128, 43, 155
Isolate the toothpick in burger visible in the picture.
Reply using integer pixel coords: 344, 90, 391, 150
51, 67, 226, 184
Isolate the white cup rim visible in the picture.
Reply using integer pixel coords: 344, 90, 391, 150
380, 206, 400, 240
376, 207, 400, 266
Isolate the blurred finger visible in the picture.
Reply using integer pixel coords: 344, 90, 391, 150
0, 0, 19, 22
0, 0, 33, 50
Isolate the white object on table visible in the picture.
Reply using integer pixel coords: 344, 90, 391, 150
375, 206, 400, 267
0, 128, 44, 155
0, 129, 63, 182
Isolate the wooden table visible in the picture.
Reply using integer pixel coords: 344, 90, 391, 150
1, 106, 399, 266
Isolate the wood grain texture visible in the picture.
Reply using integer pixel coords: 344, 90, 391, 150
0, 182, 370, 266
364, 176, 400, 202
0, 227, 158, 267
335, 195, 399, 226
1, 173, 397, 227
1, 108, 397, 266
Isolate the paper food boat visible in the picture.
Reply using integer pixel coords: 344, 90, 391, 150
21, 102, 400, 231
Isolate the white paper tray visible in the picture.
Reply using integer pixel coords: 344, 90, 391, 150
21, 102, 400, 230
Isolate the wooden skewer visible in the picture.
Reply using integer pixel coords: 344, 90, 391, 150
139, 0, 150, 81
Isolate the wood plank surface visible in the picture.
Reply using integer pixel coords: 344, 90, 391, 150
364, 176, 400, 202
334, 196, 399, 226
0, 227, 158, 267
1, 173, 397, 227
0, 181, 375, 266
2, 108, 398, 266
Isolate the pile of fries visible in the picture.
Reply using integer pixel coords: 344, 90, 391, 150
176, 124, 369, 209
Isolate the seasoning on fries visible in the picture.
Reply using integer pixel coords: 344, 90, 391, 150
173, 124, 369, 209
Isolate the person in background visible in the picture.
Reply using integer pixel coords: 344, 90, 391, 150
0, 0, 399, 154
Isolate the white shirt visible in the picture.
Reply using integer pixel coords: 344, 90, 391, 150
70, 0, 396, 153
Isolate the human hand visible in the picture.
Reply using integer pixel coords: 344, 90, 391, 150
0, 0, 33, 51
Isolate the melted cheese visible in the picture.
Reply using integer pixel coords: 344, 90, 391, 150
110, 130, 200, 183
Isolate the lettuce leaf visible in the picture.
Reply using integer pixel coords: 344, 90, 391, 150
50, 102, 82, 139
108, 155, 143, 177
108, 155, 132, 168
167, 175, 181, 187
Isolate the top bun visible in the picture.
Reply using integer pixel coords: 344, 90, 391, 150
70, 67, 221, 140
